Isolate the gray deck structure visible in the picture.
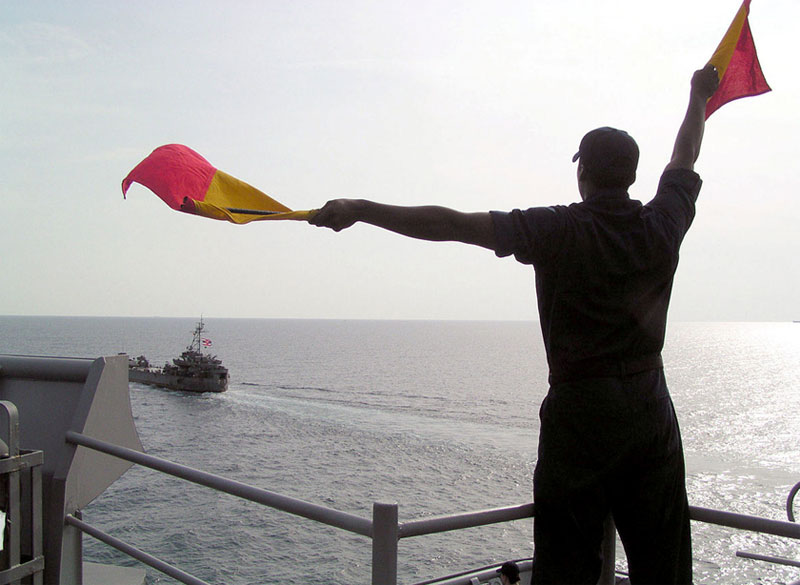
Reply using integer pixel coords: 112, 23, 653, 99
0, 354, 142, 584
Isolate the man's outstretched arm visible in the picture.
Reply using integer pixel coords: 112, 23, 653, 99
308, 199, 497, 251
665, 64, 720, 172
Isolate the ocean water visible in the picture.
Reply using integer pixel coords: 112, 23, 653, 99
0, 317, 798, 584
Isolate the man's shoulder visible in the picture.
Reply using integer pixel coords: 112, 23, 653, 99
649, 168, 703, 207
490, 204, 573, 263
657, 168, 702, 192
491, 204, 570, 224
640, 168, 703, 237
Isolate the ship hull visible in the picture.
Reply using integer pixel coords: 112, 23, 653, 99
128, 368, 228, 393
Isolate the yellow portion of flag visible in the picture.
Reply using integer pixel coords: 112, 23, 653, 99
194, 170, 314, 224
707, 1, 748, 79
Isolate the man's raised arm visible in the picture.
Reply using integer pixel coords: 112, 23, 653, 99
309, 199, 497, 251
665, 64, 720, 172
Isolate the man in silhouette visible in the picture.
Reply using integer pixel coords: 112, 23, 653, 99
310, 65, 719, 584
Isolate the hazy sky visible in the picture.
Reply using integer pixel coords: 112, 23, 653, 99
2, 1, 798, 321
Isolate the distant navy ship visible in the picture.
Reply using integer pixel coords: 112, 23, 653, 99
128, 318, 229, 392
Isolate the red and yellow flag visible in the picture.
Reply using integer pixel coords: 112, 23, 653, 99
122, 144, 314, 224
706, 0, 770, 119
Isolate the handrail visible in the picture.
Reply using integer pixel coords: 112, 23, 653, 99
399, 503, 534, 538
65, 515, 211, 585
65, 431, 373, 537
787, 480, 800, 522
67, 430, 800, 585
735, 550, 800, 569
392, 502, 800, 542
689, 505, 800, 539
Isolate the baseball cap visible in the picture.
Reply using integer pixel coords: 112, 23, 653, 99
496, 561, 520, 581
572, 127, 639, 187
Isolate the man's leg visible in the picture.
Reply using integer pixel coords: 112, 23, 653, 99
611, 386, 692, 584
531, 390, 610, 585
532, 470, 607, 584
612, 458, 692, 583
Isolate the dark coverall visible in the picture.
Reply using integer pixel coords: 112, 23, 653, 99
490, 167, 702, 584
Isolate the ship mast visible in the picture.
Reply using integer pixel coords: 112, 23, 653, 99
190, 317, 205, 352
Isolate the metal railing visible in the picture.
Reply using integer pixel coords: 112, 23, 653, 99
788, 480, 800, 522
65, 431, 371, 537
0, 401, 44, 585
65, 430, 800, 585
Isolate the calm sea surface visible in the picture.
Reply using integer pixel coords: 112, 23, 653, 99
0, 317, 798, 584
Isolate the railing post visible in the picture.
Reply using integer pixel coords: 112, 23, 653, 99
372, 502, 398, 585
597, 514, 616, 585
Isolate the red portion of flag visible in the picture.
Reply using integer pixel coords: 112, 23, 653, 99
202, 338, 212, 347
706, 0, 771, 118
121, 145, 216, 211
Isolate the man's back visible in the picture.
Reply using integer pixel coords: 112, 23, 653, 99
491, 168, 701, 377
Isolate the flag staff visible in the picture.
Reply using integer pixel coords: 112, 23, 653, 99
226, 208, 282, 216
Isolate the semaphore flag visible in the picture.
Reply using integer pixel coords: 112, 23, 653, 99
705, 0, 770, 119
122, 144, 315, 224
